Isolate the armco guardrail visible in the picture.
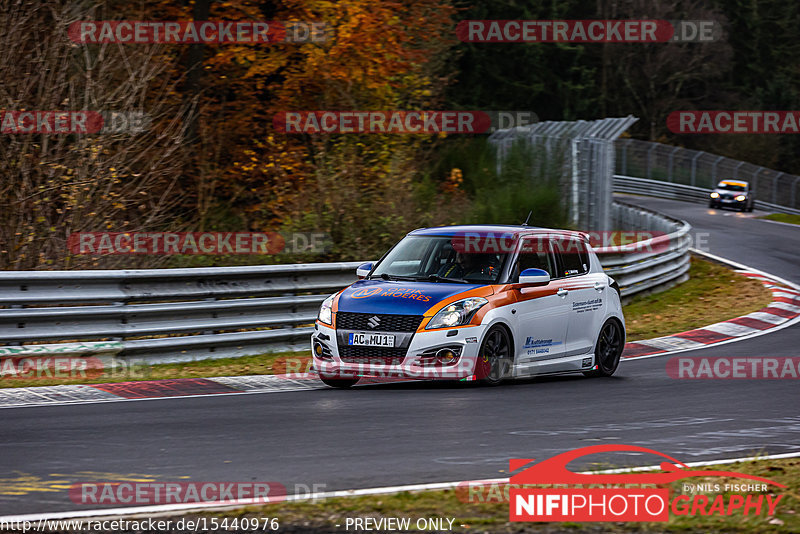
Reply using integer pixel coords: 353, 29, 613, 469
616, 138, 800, 215
0, 206, 689, 362
601, 200, 691, 299
614, 174, 800, 215
0, 263, 361, 363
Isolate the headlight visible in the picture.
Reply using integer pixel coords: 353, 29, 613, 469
318, 294, 335, 325
426, 297, 488, 329
710, 192, 720, 198
735, 195, 746, 201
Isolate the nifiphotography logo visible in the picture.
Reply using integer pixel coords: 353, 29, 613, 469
508, 444, 785, 522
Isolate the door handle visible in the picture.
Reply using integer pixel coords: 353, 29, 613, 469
594, 281, 606, 291
557, 287, 568, 297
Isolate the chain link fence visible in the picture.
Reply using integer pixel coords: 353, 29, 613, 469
489, 117, 639, 231
616, 138, 800, 214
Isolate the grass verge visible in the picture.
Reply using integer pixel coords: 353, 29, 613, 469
758, 213, 800, 226
192, 457, 799, 533
0, 258, 773, 388
0, 352, 297, 389
622, 256, 772, 341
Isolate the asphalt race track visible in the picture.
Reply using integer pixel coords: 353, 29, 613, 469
618, 195, 800, 283
1, 197, 798, 516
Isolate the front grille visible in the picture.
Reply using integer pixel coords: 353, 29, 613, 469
336, 312, 423, 332
337, 345, 407, 366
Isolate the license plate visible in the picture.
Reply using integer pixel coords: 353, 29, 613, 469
348, 333, 395, 347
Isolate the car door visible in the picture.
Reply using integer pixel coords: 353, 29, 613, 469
554, 238, 603, 356
510, 237, 568, 367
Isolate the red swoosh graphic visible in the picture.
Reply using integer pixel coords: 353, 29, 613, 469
510, 444, 786, 488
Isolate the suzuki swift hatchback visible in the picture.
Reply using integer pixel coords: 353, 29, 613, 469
311, 225, 625, 387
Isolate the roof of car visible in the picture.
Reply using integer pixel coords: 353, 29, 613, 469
719, 180, 748, 186
408, 224, 587, 240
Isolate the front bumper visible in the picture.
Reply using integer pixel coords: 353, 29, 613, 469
712, 196, 746, 205
311, 322, 487, 380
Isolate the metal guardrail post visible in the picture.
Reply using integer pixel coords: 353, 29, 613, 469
793, 176, 800, 209
771, 171, 781, 205
667, 147, 679, 182
690, 152, 701, 187
620, 139, 628, 176
711, 156, 723, 183
646, 143, 656, 179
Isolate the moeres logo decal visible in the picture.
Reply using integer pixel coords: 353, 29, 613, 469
350, 287, 431, 301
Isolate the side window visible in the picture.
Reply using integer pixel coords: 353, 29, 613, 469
510, 238, 556, 282
554, 238, 589, 277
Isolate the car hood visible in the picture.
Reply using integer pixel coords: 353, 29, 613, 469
714, 188, 746, 195
336, 279, 485, 315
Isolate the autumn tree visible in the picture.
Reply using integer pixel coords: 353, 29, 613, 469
0, 0, 192, 269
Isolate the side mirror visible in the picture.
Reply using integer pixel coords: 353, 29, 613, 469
519, 268, 550, 286
356, 262, 374, 279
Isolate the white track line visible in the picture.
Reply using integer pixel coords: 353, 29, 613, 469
691, 248, 800, 291
621, 250, 800, 362
0, 386, 323, 410
751, 217, 800, 229
3, 451, 798, 522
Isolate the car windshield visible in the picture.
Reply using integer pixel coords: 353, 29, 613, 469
718, 182, 746, 192
370, 235, 508, 283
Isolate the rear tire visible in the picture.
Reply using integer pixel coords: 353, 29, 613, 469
475, 325, 512, 386
319, 374, 359, 388
583, 319, 624, 378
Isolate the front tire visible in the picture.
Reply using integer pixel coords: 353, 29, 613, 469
475, 325, 512, 386
319, 374, 359, 388
583, 319, 624, 377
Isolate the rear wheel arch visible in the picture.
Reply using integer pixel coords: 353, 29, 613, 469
584, 317, 625, 377
608, 316, 626, 343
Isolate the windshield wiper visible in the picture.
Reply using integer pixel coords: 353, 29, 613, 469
426, 274, 469, 284
376, 273, 418, 281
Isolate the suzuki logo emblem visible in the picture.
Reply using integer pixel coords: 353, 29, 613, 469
367, 316, 381, 329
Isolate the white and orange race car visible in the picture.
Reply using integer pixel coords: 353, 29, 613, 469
311, 225, 625, 387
